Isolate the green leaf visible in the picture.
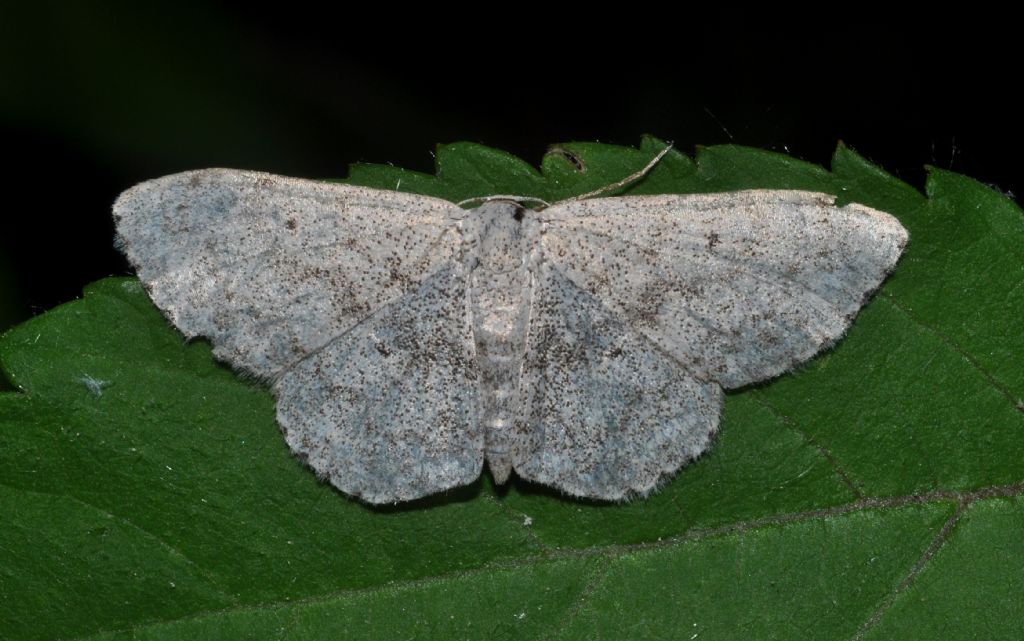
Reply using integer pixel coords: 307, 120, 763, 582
2, 139, 1022, 640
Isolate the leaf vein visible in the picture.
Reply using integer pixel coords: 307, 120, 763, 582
67, 482, 1024, 640
0, 481, 235, 603
882, 294, 1024, 411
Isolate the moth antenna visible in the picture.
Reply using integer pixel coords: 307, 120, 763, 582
456, 195, 552, 209
564, 142, 674, 203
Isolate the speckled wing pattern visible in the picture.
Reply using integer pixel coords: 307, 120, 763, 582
115, 170, 908, 505
114, 170, 479, 502
513, 263, 723, 500
274, 263, 481, 503
514, 191, 907, 498
114, 169, 464, 380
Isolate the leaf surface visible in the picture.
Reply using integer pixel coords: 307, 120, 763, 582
2, 139, 1022, 640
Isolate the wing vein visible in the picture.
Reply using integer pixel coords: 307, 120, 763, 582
544, 226, 842, 355
272, 260, 460, 383
549, 223, 848, 317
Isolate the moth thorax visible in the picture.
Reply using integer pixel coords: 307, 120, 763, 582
467, 201, 529, 273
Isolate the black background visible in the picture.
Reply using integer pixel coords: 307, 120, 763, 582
1, 6, 1016, 332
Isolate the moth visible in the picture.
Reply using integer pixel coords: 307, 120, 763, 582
113, 154, 907, 504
